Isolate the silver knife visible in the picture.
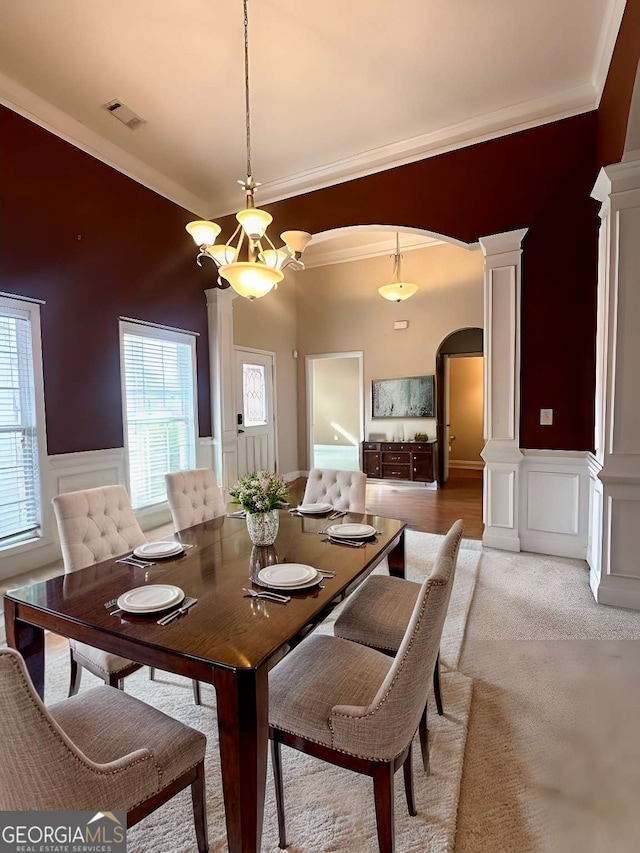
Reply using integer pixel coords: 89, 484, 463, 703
158, 597, 198, 626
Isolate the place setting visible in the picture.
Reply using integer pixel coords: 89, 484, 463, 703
289, 502, 346, 519
244, 562, 336, 604
319, 522, 379, 548
115, 540, 189, 568
104, 584, 198, 625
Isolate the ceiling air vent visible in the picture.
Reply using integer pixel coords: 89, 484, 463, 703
101, 99, 146, 130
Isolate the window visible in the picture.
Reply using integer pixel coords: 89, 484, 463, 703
120, 321, 197, 510
0, 296, 44, 545
242, 363, 267, 426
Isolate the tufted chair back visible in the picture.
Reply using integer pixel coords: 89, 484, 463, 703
303, 468, 367, 513
165, 468, 226, 531
329, 520, 463, 761
52, 485, 146, 573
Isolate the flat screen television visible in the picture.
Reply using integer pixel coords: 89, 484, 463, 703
371, 375, 435, 418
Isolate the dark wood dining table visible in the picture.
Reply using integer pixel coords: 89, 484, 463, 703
3, 509, 406, 853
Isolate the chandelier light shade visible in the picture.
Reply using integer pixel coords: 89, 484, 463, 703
378, 233, 420, 302
185, 0, 311, 299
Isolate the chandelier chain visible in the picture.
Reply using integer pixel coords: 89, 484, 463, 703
243, 0, 252, 181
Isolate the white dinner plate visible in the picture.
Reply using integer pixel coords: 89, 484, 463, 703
256, 564, 321, 590
117, 584, 185, 614
325, 523, 377, 539
296, 503, 334, 515
133, 541, 184, 559
257, 564, 318, 587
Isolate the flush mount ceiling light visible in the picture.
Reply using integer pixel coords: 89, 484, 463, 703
185, 0, 311, 300
378, 233, 419, 302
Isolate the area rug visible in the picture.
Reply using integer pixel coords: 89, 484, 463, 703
43, 530, 478, 852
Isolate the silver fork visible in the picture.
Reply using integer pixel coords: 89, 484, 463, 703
115, 556, 155, 568
242, 588, 290, 604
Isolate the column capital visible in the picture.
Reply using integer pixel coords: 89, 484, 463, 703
479, 228, 528, 258
592, 159, 640, 203
205, 286, 238, 308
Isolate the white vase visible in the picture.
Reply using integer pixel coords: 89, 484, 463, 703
246, 509, 280, 546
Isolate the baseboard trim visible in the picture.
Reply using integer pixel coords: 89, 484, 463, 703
449, 460, 484, 470
482, 532, 521, 552
520, 532, 587, 560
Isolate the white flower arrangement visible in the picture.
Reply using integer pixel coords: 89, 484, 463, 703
229, 470, 289, 514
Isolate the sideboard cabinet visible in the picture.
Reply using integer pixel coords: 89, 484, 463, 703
362, 440, 438, 484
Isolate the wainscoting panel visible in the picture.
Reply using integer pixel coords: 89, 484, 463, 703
520, 451, 590, 559
486, 468, 515, 529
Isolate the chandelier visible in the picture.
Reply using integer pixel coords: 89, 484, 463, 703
185, 0, 311, 300
378, 233, 419, 302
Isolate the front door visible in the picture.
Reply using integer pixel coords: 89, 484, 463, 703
234, 347, 276, 476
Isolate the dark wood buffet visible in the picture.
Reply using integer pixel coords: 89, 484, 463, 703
362, 439, 438, 484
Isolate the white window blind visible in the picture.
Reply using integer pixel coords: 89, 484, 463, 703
121, 327, 196, 510
0, 311, 41, 542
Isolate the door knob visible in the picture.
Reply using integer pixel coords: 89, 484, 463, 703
238, 429, 245, 434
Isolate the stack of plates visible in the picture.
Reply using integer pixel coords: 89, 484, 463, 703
296, 503, 333, 515
133, 541, 184, 559
117, 584, 184, 614
325, 523, 377, 540
256, 564, 320, 591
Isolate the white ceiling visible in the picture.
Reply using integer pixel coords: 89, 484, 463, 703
0, 0, 625, 218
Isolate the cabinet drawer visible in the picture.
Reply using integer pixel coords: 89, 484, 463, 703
380, 442, 411, 452
382, 452, 410, 464
363, 442, 380, 451
410, 443, 433, 453
382, 464, 411, 480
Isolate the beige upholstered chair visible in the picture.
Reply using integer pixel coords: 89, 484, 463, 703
52, 485, 201, 705
0, 648, 208, 852
165, 468, 226, 532
302, 468, 366, 513
269, 520, 463, 853
333, 520, 465, 725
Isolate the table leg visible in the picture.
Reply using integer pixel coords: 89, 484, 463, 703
3, 597, 45, 699
214, 665, 268, 853
388, 529, 406, 579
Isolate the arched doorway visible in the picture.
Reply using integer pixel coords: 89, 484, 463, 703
435, 328, 484, 487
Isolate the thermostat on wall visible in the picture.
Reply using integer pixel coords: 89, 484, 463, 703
394, 320, 409, 330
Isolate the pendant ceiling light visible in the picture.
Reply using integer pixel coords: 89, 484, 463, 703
378, 233, 419, 302
185, 0, 311, 300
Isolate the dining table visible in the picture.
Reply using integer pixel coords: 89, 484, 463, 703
3, 508, 406, 853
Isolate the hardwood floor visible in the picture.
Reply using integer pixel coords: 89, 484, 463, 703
291, 471, 484, 539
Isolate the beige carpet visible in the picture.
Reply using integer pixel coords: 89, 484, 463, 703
42, 530, 477, 852
455, 547, 640, 853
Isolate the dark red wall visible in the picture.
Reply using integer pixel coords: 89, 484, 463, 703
220, 114, 600, 451
597, 0, 640, 167
0, 107, 214, 455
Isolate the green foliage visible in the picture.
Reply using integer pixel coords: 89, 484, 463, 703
229, 470, 289, 514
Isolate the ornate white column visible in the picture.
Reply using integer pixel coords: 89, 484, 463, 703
479, 228, 528, 551
589, 159, 640, 609
205, 287, 238, 494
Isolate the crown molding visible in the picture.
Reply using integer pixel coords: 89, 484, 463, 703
208, 84, 597, 217
592, 0, 627, 106
0, 71, 210, 217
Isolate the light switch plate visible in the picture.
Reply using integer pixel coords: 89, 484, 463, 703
540, 408, 553, 426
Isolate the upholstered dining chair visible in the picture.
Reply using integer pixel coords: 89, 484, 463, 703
334, 520, 464, 748
0, 647, 208, 852
52, 484, 201, 705
165, 467, 226, 531
268, 520, 463, 853
302, 468, 367, 513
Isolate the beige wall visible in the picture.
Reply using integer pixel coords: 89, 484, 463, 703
312, 356, 361, 445
232, 277, 299, 475
449, 356, 484, 464
296, 242, 484, 468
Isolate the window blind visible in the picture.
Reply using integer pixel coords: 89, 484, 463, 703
122, 330, 196, 510
0, 313, 41, 541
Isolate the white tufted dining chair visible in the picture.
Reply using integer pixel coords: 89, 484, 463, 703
52, 485, 201, 705
302, 468, 367, 513
165, 468, 226, 532
0, 647, 209, 852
